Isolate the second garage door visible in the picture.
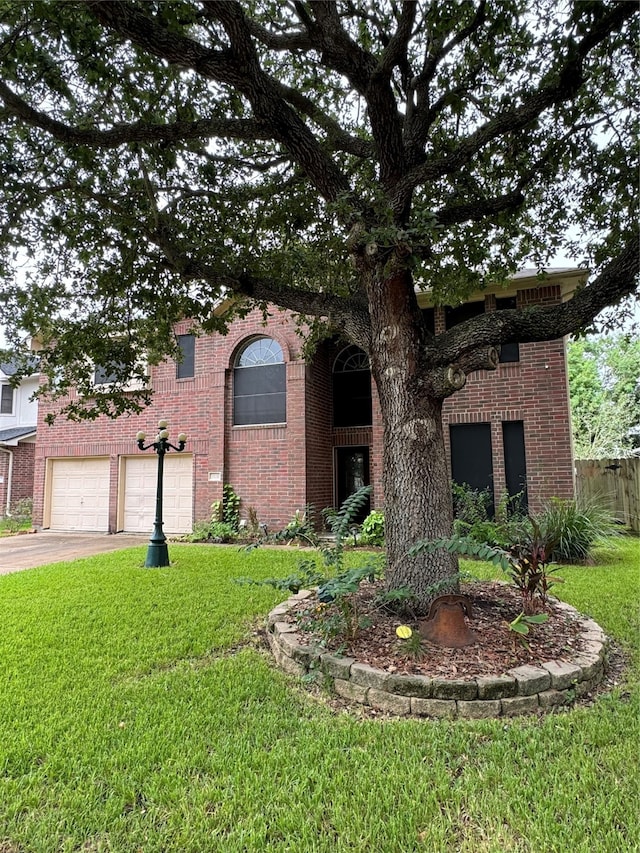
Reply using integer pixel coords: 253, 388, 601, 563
121, 454, 193, 534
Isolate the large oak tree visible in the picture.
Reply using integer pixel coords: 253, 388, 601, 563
0, 1, 637, 608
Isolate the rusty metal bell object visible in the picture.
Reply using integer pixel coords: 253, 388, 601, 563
418, 593, 477, 648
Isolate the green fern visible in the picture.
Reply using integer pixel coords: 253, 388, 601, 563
409, 535, 513, 571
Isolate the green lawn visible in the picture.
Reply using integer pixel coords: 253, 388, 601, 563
0, 538, 638, 852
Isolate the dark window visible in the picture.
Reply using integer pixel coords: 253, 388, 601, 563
0, 384, 13, 414
450, 422, 494, 516
333, 345, 372, 427
496, 297, 520, 363
444, 300, 485, 330
422, 308, 436, 335
233, 338, 286, 425
502, 421, 528, 513
176, 334, 195, 379
93, 364, 122, 385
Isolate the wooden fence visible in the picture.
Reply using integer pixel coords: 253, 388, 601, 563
575, 457, 640, 533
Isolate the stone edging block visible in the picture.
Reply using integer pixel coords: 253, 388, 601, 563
266, 591, 609, 719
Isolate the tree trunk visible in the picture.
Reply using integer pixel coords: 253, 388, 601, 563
378, 386, 458, 612
367, 266, 458, 614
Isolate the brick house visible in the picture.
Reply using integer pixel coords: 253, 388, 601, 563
0, 361, 38, 517
31, 268, 581, 534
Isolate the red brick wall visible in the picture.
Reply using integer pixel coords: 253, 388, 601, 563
33, 310, 310, 531
305, 342, 334, 525
442, 285, 574, 512
11, 443, 35, 506
32, 287, 575, 530
0, 451, 8, 515
0, 443, 35, 517
222, 309, 308, 529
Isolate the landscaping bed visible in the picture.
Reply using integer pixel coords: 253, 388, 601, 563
267, 580, 611, 718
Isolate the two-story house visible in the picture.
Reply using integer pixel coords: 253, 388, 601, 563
31, 268, 581, 534
0, 361, 38, 517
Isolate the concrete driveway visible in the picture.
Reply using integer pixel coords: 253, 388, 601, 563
0, 531, 150, 575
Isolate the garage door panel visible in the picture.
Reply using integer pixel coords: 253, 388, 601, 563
49, 458, 110, 531
122, 455, 193, 534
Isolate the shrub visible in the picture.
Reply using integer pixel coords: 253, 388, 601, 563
221, 484, 241, 532
189, 488, 243, 542
188, 520, 238, 543
360, 510, 385, 546
451, 483, 525, 547
452, 481, 492, 527
539, 496, 619, 563
11, 497, 33, 522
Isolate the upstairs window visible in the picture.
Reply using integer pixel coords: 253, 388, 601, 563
90, 339, 147, 392
444, 300, 485, 330
176, 334, 195, 379
233, 337, 286, 425
421, 307, 436, 335
92, 359, 147, 391
496, 297, 520, 363
93, 364, 121, 386
0, 384, 13, 415
333, 345, 372, 427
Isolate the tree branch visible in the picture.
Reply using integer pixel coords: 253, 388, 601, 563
87, 0, 351, 203
0, 80, 272, 147
378, 2, 416, 75
429, 236, 640, 365
396, 2, 636, 198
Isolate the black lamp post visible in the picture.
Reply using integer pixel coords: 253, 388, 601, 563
136, 419, 187, 568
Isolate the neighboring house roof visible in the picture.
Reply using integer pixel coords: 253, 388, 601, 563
0, 426, 37, 445
0, 358, 39, 378
511, 266, 584, 279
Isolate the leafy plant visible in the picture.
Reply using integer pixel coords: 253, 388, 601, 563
375, 585, 416, 612
188, 520, 238, 543
222, 484, 241, 532
506, 611, 549, 650
237, 486, 380, 643
0, 497, 33, 534
395, 625, 427, 661
189, 488, 242, 542
410, 524, 563, 614
360, 510, 385, 546
452, 482, 526, 547
452, 481, 493, 526
315, 561, 381, 641
236, 559, 326, 595
322, 486, 372, 571
272, 506, 318, 547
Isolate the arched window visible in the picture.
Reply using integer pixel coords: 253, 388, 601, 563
233, 337, 286, 425
332, 345, 372, 427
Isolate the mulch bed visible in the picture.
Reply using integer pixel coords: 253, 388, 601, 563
286, 580, 597, 680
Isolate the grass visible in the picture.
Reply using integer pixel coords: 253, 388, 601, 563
0, 537, 638, 852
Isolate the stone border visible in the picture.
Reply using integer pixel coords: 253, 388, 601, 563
266, 591, 609, 718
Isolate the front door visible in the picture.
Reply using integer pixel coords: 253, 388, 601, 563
335, 446, 371, 522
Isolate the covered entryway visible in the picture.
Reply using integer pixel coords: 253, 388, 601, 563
120, 454, 193, 534
47, 457, 110, 531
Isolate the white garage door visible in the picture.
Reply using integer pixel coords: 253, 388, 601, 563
122, 454, 193, 534
49, 458, 110, 531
